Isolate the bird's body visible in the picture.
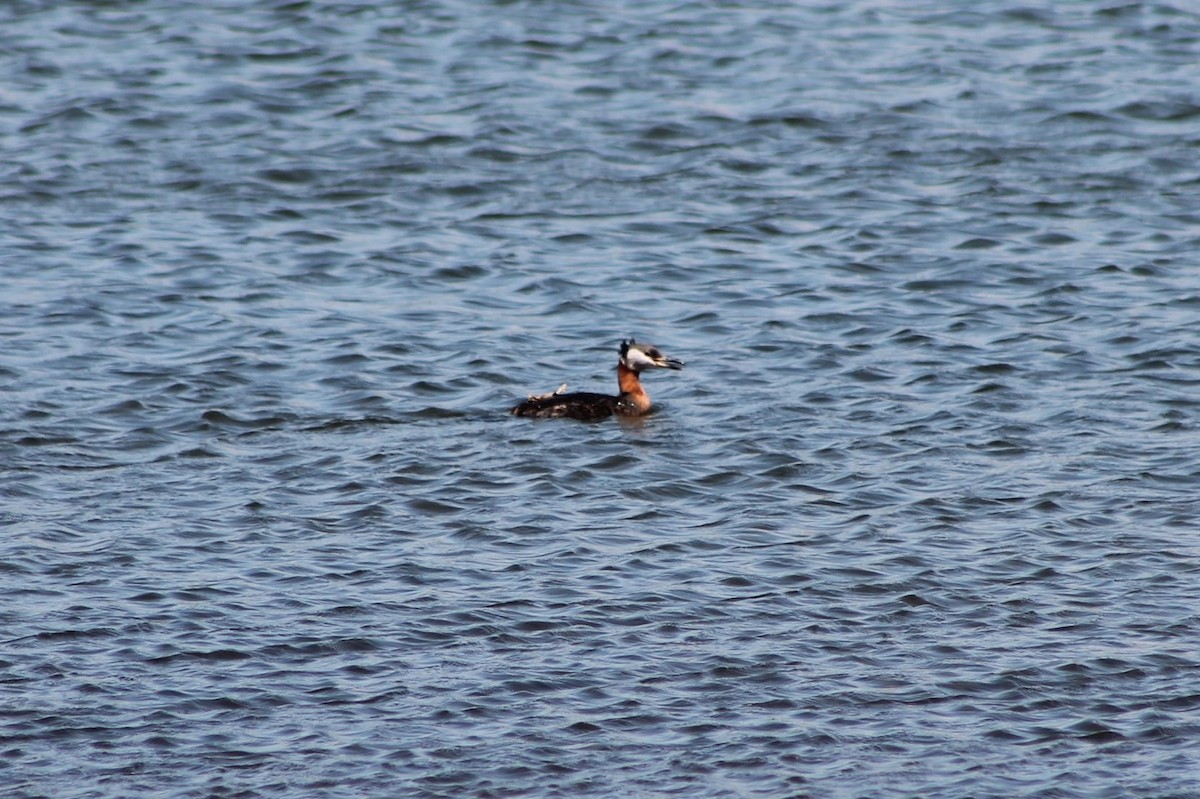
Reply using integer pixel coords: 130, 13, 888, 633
510, 339, 684, 420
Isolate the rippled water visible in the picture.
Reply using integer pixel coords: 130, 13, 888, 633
4, 1, 1200, 797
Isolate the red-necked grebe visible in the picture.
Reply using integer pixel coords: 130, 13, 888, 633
510, 339, 684, 420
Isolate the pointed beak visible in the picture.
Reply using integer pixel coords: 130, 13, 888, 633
659, 357, 684, 370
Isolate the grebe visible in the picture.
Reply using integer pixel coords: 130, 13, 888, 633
510, 339, 684, 420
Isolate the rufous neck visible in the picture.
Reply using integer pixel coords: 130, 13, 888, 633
617, 362, 643, 394
617, 362, 651, 413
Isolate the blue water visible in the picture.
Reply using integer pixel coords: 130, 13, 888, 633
4, 2, 1200, 797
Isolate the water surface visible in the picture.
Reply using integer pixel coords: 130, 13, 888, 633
3, 2, 1200, 797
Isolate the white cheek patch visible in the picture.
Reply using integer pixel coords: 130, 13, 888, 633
624, 348, 658, 370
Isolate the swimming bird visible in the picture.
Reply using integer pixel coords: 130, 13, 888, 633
510, 339, 684, 420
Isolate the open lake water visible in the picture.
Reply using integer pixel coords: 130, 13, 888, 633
3, 1, 1200, 797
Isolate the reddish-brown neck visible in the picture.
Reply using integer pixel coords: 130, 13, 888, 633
617, 362, 651, 413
